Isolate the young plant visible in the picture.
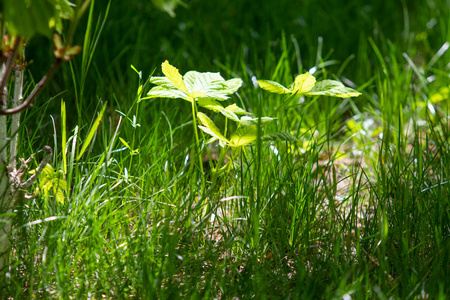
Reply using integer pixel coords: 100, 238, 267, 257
142, 60, 244, 178
142, 61, 299, 188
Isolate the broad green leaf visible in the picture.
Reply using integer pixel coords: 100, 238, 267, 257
161, 60, 188, 93
184, 71, 224, 93
149, 76, 179, 88
305, 80, 361, 98
197, 98, 223, 112
230, 125, 258, 147
145, 86, 188, 100
197, 112, 229, 144
293, 73, 316, 94
188, 91, 206, 98
261, 131, 298, 142
4, 0, 74, 38
218, 108, 240, 123
55, 188, 65, 204
77, 103, 107, 160
184, 71, 241, 100
146, 62, 242, 103
36, 164, 54, 177
257, 80, 291, 94
34, 164, 67, 204
217, 78, 243, 95
240, 116, 275, 127
225, 104, 252, 115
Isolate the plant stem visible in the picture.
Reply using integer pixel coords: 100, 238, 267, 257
190, 97, 204, 181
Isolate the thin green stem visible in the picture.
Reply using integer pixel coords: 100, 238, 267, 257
190, 97, 204, 181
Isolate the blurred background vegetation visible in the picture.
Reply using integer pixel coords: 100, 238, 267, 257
26, 0, 449, 124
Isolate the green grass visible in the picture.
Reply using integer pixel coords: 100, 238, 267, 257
2, 0, 450, 298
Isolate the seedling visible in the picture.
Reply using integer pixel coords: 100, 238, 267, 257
142, 61, 298, 186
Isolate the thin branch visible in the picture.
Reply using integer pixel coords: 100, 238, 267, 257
0, 59, 62, 115
0, 37, 21, 100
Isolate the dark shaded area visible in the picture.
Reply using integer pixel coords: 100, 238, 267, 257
26, 0, 447, 114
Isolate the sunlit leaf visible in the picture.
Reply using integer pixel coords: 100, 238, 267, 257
197, 112, 229, 144
240, 116, 275, 126
257, 80, 291, 94
293, 72, 316, 94
188, 91, 206, 98
55, 189, 65, 204
34, 164, 67, 204
145, 86, 188, 100
305, 80, 361, 98
218, 108, 240, 123
184, 71, 242, 100
161, 60, 188, 93
230, 125, 258, 147
145, 62, 242, 103
225, 104, 252, 115
197, 98, 223, 112
184, 71, 223, 93
218, 78, 243, 95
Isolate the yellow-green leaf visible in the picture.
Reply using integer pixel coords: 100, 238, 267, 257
230, 125, 258, 147
188, 91, 206, 98
292, 73, 316, 94
257, 80, 291, 94
197, 98, 223, 112
225, 104, 252, 115
305, 80, 361, 98
161, 60, 188, 93
197, 112, 229, 144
